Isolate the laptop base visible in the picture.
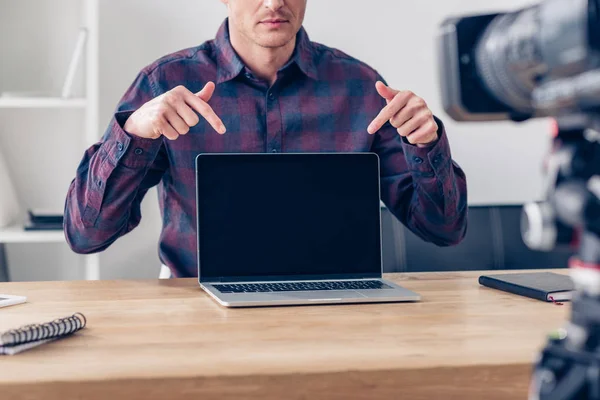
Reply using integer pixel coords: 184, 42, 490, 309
200, 279, 420, 308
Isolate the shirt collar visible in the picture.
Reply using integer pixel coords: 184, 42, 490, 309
293, 25, 319, 80
215, 18, 318, 84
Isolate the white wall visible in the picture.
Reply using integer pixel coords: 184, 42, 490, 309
2, 0, 551, 281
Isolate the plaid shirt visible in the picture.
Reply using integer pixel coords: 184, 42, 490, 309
64, 19, 467, 278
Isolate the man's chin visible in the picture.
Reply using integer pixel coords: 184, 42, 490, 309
254, 32, 296, 49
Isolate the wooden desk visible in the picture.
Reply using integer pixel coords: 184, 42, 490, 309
0, 271, 569, 400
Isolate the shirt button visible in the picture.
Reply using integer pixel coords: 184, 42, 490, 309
245, 72, 252, 79
117, 142, 124, 151
268, 92, 275, 101
134, 148, 144, 155
413, 156, 423, 164
272, 148, 277, 153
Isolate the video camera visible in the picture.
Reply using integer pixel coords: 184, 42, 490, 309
439, 0, 600, 122
437, 0, 600, 399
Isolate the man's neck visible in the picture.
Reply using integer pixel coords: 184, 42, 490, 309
229, 26, 296, 86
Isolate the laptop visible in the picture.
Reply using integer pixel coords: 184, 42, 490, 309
195, 152, 421, 307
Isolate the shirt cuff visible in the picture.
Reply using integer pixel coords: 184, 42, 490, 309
401, 116, 451, 178
103, 110, 164, 169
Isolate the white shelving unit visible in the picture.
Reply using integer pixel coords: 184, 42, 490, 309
0, 225, 66, 244
0, 98, 87, 109
0, 0, 100, 281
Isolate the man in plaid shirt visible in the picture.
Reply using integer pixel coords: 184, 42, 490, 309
64, 0, 468, 278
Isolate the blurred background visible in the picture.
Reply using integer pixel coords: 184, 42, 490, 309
0, 0, 551, 281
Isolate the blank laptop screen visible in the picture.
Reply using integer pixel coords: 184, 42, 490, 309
196, 153, 382, 282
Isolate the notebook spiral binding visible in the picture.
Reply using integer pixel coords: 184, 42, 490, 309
0, 313, 86, 347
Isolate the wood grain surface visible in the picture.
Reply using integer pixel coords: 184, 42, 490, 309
0, 270, 570, 399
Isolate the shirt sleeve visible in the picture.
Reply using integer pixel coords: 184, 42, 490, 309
370, 101, 468, 246
63, 70, 168, 254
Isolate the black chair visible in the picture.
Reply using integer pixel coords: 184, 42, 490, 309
382, 206, 498, 272
381, 204, 573, 273
381, 207, 404, 272
0, 244, 9, 282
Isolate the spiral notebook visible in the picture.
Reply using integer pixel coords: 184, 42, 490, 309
0, 313, 86, 355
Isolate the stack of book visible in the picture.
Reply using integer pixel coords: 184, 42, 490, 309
24, 209, 63, 231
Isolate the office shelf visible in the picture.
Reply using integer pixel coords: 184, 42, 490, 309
0, 0, 101, 281
0, 97, 87, 109
0, 225, 65, 244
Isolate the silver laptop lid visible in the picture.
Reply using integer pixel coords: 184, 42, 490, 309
196, 153, 383, 283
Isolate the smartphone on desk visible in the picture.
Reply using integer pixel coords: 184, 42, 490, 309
0, 294, 27, 308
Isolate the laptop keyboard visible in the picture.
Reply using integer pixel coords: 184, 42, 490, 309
213, 280, 392, 293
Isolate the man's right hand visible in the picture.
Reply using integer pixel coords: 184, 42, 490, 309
124, 81, 226, 140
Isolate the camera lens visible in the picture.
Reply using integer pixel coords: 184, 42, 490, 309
474, 7, 542, 114
471, 0, 599, 117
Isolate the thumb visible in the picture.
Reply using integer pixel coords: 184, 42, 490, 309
196, 81, 216, 102
375, 81, 398, 102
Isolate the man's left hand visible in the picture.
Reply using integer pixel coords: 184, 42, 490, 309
368, 81, 438, 147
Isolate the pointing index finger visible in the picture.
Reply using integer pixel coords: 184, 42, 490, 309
367, 91, 411, 135
183, 90, 226, 134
